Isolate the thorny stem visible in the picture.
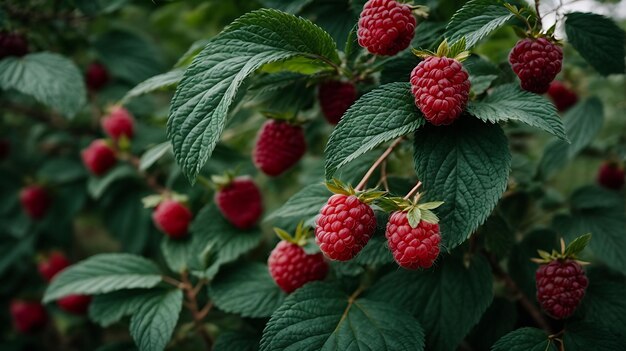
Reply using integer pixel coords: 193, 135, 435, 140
355, 138, 404, 191
180, 271, 213, 350
403, 181, 422, 200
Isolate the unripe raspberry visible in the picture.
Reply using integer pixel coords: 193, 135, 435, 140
357, 0, 416, 56
152, 199, 193, 239
19, 185, 51, 220
385, 211, 441, 269
268, 241, 328, 293
315, 194, 376, 261
318, 81, 357, 125
81, 139, 117, 176
38, 251, 71, 282
547, 81, 578, 112
597, 162, 625, 190
410, 56, 471, 125
101, 106, 134, 140
536, 259, 588, 319
509, 38, 563, 94
0, 31, 29, 59
10, 300, 47, 333
85, 62, 110, 91
215, 177, 263, 229
57, 294, 92, 315
253, 120, 306, 177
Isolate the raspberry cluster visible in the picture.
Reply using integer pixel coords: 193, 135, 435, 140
357, 0, 416, 56
385, 211, 441, 269
268, 241, 328, 293
253, 120, 306, 177
81, 139, 117, 176
509, 38, 563, 94
318, 81, 357, 125
215, 177, 263, 229
101, 106, 134, 141
547, 81, 578, 112
152, 199, 193, 239
20, 185, 51, 220
535, 259, 588, 319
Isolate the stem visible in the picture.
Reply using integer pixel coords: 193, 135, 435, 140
126, 155, 167, 194
355, 138, 403, 191
534, 0, 542, 29
162, 275, 184, 288
180, 271, 213, 350
403, 181, 422, 200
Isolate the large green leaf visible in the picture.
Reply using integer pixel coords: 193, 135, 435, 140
0, 52, 86, 117
130, 289, 183, 351
491, 328, 557, 351
264, 183, 329, 223
260, 282, 425, 351
215, 331, 260, 351
446, 0, 515, 48
413, 117, 511, 248
325, 82, 424, 179
579, 267, 626, 342
89, 289, 165, 327
167, 9, 339, 182
563, 321, 624, 351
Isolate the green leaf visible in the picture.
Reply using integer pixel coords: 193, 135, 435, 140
104, 190, 154, 254
469, 74, 498, 95
167, 9, 339, 183
43, 254, 163, 302
445, 0, 515, 48
209, 262, 286, 318
467, 298, 517, 351
563, 321, 624, 351
259, 0, 313, 14
87, 164, 138, 199
367, 255, 493, 351
565, 12, 626, 76
123, 69, 183, 103
482, 213, 515, 257
260, 282, 425, 351
579, 267, 626, 341
564, 233, 592, 257
89, 289, 165, 327
467, 84, 566, 140
491, 328, 557, 351
508, 229, 558, 299
407, 207, 422, 228
161, 237, 193, 273
130, 289, 183, 351
413, 117, 511, 248
325, 82, 424, 179
215, 330, 260, 351
139, 142, 172, 171
265, 184, 329, 223
0, 52, 86, 117
353, 235, 393, 266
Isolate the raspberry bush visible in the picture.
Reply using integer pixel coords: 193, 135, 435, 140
1, 1, 626, 351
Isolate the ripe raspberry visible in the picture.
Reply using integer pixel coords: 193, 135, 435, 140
85, 62, 110, 91
0, 138, 10, 160
410, 56, 471, 125
19, 185, 51, 220
38, 251, 71, 282
536, 259, 588, 319
152, 199, 193, 239
0, 31, 29, 59
81, 139, 117, 176
547, 81, 578, 112
253, 120, 306, 177
101, 106, 134, 140
10, 300, 47, 333
57, 294, 92, 315
215, 177, 263, 229
318, 81, 357, 125
268, 241, 328, 293
509, 38, 563, 94
597, 162, 625, 190
357, 0, 416, 56
385, 211, 441, 269
315, 194, 376, 261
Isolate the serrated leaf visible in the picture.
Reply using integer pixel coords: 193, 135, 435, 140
413, 117, 511, 248
265, 184, 329, 223
215, 330, 260, 351
89, 289, 165, 327
563, 321, 625, 351
565, 12, 626, 75
470, 74, 498, 95
0, 52, 86, 117
445, 0, 515, 48
564, 233, 592, 257
130, 289, 183, 351
353, 235, 393, 266
491, 328, 557, 351
579, 267, 626, 341
167, 9, 339, 183
467, 84, 566, 140
260, 282, 425, 351
123, 69, 183, 103
44, 254, 163, 302
325, 82, 424, 179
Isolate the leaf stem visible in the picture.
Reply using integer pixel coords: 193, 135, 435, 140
403, 181, 422, 200
355, 138, 404, 191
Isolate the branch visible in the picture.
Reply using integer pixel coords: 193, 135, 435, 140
180, 271, 213, 350
355, 138, 403, 191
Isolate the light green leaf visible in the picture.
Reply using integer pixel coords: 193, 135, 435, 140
491, 328, 557, 351
446, 0, 515, 48
130, 289, 183, 351
564, 233, 592, 257
123, 69, 183, 103
139, 142, 172, 171
89, 289, 165, 327
265, 184, 329, 223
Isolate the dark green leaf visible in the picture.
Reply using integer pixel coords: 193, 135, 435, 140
139, 142, 172, 171
446, 0, 515, 48
89, 289, 166, 327
265, 184, 329, 223
87, 164, 138, 199
564, 233, 592, 257
130, 289, 183, 351
508, 229, 558, 299
215, 330, 260, 351
579, 266, 626, 342
491, 328, 557, 351
467, 298, 517, 351
161, 237, 193, 273
123, 70, 183, 103
563, 321, 624, 351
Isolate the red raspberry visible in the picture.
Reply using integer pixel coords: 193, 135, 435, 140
509, 38, 563, 94
101, 106, 134, 140
315, 194, 376, 261
215, 177, 263, 229
57, 294, 92, 315
253, 120, 306, 177
597, 162, 625, 190
536, 259, 588, 319
547, 81, 578, 112
38, 251, 71, 282
357, 0, 416, 56
318, 81, 357, 125
0, 31, 29, 59
81, 139, 117, 176
385, 211, 441, 269
152, 199, 193, 239
85, 62, 110, 91
410, 56, 471, 125
268, 241, 328, 293
0, 138, 10, 160
19, 185, 51, 220
10, 300, 47, 333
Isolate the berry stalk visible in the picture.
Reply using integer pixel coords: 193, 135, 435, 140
355, 138, 403, 191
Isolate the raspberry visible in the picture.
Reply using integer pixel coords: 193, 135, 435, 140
535, 259, 588, 319
253, 120, 306, 177
19, 185, 51, 220
357, 0, 416, 56
268, 241, 328, 293
597, 162, 625, 190
10, 300, 47, 333
81, 139, 117, 176
0, 31, 29, 59
57, 294, 92, 315
315, 194, 376, 261
509, 38, 563, 94
101, 106, 134, 140
38, 251, 71, 282
410, 56, 471, 125
0, 138, 10, 160
547, 81, 578, 112
152, 199, 193, 239
385, 211, 441, 269
215, 177, 263, 229
85, 62, 110, 91
318, 81, 357, 125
